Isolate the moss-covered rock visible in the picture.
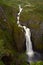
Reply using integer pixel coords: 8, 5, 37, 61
0, 4, 26, 54
0, 3, 26, 65
13, 24, 25, 52
20, 6, 43, 52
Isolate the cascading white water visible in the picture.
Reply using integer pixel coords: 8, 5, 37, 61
17, 5, 34, 57
23, 26, 34, 57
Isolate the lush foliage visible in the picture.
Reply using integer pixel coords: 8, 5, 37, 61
0, 0, 43, 65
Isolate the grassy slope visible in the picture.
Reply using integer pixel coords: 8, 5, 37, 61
0, 0, 43, 21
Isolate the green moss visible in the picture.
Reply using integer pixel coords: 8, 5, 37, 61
29, 24, 40, 30
0, 61, 4, 65
0, 1, 43, 65
31, 61, 43, 65
0, 3, 19, 58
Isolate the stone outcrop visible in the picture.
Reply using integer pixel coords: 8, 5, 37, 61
0, 4, 25, 53
0, 4, 43, 54
20, 10, 43, 52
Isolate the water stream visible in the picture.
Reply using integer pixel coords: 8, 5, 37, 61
17, 5, 34, 57
17, 5, 43, 62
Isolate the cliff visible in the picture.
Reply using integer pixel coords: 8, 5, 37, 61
0, 0, 43, 65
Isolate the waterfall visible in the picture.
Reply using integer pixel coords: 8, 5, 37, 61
23, 26, 34, 57
17, 5, 34, 57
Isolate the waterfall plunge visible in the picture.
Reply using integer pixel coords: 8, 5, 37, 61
23, 26, 34, 57
17, 5, 34, 57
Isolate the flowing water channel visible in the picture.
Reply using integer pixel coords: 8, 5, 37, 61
17, 5, 43, 63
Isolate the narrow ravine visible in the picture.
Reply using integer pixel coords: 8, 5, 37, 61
17, 5, 34, 57
17, 5, 43, 63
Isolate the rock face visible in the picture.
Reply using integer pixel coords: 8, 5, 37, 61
13, 24, 25, 52
0, 4, 26, 54
20, 10, 43, 52
29, 20, 43, 52
0, 4, 43, 54
0, 2, 43, 65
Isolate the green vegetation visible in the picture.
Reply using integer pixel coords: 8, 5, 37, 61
0, 0, 43, 65
30, 61, 43, 65
0, 61, 4, 65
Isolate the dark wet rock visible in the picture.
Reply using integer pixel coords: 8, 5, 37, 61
0, 3, 43, 54
13, 25, 26, 52
1, 54, 13, 65
20, 12, 43, 52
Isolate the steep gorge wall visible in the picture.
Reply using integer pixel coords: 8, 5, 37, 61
0, 4, 43, 55
20, 10, 43, 52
